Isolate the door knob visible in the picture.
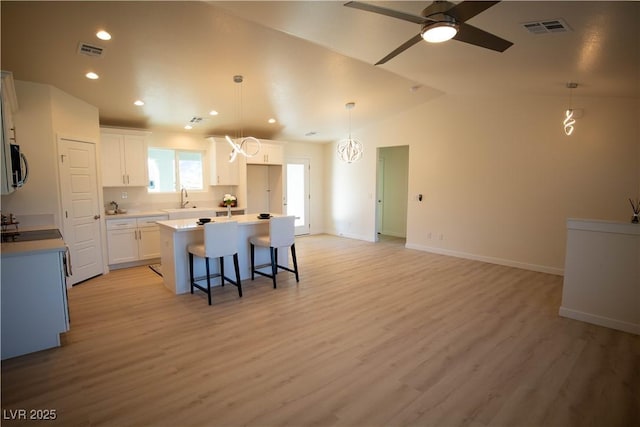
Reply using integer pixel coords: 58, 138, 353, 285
94, 214, 101, 220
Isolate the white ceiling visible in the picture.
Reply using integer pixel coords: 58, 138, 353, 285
1, 1, 638, 143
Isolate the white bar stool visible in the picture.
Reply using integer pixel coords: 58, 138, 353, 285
188, 221, 242, 305
249, 215, 299, 288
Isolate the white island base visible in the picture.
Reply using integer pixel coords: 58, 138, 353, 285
560, 219, 639, 335
158, 214, 287, 295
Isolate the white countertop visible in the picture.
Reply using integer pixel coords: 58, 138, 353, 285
567, 218, 640, 235
157, 213, 280, 232
104, 206, 246, 220
1, 226, 66, 256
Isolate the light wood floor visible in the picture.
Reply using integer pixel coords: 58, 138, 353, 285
2, 234, 638, 426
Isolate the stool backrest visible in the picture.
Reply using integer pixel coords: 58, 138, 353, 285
269, 216, 295, 248
204, 221, 238, 258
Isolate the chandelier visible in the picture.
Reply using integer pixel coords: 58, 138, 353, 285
337, 102, 363, 163
563, 82, 578, 136
225, 75, 261, 162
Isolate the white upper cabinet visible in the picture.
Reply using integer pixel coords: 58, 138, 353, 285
207, 137, 239, 186
100, 128, 149, 187
245, 139, 284, 165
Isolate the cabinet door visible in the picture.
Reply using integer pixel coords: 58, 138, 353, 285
138, 226, 161, 259
123, 135, 147, 186
264, 144, 284, 165
107, 228, 138, 264
209, 138, 239, 185
101, 134, 125, 186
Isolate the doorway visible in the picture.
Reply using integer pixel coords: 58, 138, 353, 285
285, 158, 310, 235
57, 138, 104, 285
376, 146, 409, 241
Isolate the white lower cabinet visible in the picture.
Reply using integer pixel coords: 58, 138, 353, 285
107, 215, 167, 265
1, 248, 69, 360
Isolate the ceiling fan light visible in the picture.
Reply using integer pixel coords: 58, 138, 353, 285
421, 22, 458, 43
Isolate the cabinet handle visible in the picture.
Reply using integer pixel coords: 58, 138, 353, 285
127, 175, 130, 184
122, 175, 126, 184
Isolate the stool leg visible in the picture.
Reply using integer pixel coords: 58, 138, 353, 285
219, 257, 225, 287
205, 257, 212, 305
270, 246, 277, 289
291, 244, 299, 282
189, 253, 195, 294
250, 243, 255, 280
274, 248, 279, 275
233, 253, 242, 297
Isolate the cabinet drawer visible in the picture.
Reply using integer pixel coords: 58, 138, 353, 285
106, 218, 137, 230
136, 216, 168, 228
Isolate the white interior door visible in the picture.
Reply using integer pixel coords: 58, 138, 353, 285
285, 158, 310, 235
58, 138, 104, 285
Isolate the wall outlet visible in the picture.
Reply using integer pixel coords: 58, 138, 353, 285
121, 192, 128, 199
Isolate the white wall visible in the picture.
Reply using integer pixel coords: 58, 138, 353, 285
0, 81, 99, 227
102, 133, 327, 236
326, 93, 640, 273
102, 130, 244, 212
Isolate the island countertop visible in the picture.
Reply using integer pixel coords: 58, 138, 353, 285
157, 213, 281, 232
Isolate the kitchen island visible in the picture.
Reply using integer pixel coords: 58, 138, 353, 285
157, 214, 286, 295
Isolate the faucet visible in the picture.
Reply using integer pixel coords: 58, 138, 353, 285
180, 187, 189, 208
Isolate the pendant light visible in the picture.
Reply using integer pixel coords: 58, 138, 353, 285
337, 102, 363, 163
563, 82, 578, 136
225, 75, 261, 162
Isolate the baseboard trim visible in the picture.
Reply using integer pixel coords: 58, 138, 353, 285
559, 307, 640, 335
404, 243, 564, 276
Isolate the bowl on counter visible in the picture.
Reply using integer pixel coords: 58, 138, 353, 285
106, 209, 116, 215
199, 218, 211, 224
116, 208, 127, 214
258, 213, 271, 219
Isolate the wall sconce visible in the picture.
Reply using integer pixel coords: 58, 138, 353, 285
563, 82, 578, 136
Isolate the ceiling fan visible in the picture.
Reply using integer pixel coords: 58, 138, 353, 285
344, 1, 513, 65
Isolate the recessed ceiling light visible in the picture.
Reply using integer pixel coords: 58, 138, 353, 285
268, 118, 276, 124
184, 125, 193, 130
85, 72, 99, 80
134, 100, 145, 106
96, 30, 111, 41
209, 110, 219, 116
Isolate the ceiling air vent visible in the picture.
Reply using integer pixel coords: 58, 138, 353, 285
522, 18, 571, 34
78, 42, 104, 57
189, 117, 203, 124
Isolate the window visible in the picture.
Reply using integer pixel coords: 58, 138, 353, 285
148, 148, 203, 192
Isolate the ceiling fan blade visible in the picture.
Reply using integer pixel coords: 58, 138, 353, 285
454, 22, 513, 52
344, 1, 426, 25
446, 1, 501, 23
375, 33, 424, 65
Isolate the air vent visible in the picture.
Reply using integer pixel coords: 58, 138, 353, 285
522, 18, 571, 34
78, 42, 104, 57
189, 117, 203, 124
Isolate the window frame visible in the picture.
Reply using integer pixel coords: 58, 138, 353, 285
147, 147, 205, 193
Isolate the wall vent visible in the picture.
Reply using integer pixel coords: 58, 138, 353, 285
522, 18, 571, 34
78, 42, 104, 57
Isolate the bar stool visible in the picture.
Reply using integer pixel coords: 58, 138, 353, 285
188, 221, 242, 305
249, 215, 299, 288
